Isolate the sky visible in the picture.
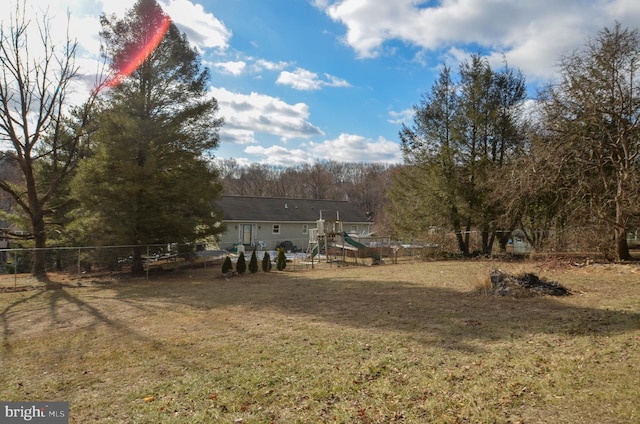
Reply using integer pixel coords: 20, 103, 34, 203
4, 0, 640, 166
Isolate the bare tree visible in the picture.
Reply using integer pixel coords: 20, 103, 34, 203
541, 23, 640, 260
0, 2, 96, 278
218, 159, 394, 234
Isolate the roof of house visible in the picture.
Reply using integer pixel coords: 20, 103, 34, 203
214, 196, 371, 223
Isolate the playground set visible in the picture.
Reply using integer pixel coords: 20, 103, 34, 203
307, 210, 374, 267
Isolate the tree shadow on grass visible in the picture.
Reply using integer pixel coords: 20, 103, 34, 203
108, 270, 640, 351
0, 290, 45, 354
3, 265, 639, 353
0, 284, 155, 356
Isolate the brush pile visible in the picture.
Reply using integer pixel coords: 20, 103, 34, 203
488, 269, 571, 297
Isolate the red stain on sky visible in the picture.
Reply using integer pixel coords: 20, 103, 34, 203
106, 15, 171, 88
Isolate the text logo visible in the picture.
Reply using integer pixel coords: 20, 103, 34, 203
1, 402, 68, 423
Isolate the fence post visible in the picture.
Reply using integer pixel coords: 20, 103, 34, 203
77, 248, 81, 282
13, 250, 17, 289
146, 245, 149, 281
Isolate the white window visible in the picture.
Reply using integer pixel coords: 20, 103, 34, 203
302, 224, 309, 234
272, 224, 280, 234
350, 225, 358, 233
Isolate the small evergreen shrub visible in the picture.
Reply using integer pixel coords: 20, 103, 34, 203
221, 256, 233, 274
249, 249, 259, 274
276, 248, 287, 271
262, 251, 272, 272
236, 253, 247, 274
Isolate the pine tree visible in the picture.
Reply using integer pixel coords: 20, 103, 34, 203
71, 0, 224, 273
261, 251, 272, 272
393, 56, 527, 256
236, 253, 247, 275
276, 248, 287, 271
221, 256, 233, 274
248, 250, 259, 274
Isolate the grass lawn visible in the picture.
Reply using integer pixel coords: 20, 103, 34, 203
1, 260, 639, 423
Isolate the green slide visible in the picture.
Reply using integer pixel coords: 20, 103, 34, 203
342, 232, 367, 249
309, 243, 319, 258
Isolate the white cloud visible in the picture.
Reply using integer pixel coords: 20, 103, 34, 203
219, 128, 256, 145
307, 133, 402, 163
210, 58, 294, 77
276, 67, 350, 91
209, 87, 324, 144
236, 133, 402, 166
253, 59, 291, 72
311, 0, 331, 9
29, 0, 233, 57
214, 61, 246, 76
161, 0, 231, 51
320, 0, 640, 80
1, 0, 234, 96
388, 108, 413, 125
244, 145, 313, 167
277, 68, 322, 90
323, 73, 351, 88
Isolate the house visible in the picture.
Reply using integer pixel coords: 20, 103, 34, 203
214, 196, 372, 252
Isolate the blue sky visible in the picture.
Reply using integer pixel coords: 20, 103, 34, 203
5, 0, 640, 165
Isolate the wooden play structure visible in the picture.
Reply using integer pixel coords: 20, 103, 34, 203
307, 210, 370, 266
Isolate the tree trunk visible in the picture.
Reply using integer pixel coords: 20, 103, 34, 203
481, 229, 495, 255
132, 246, 145, 274
31, 217, 48, 279
614, 181, 632, 261
450, 204, 470, 256
455, 230, 467, 256
615, 234, 631, 261
498, 231, 510, 252
614, 211, 631, 261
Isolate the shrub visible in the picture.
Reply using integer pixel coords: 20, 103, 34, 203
248, 249, 259, 274
276, 248, 287, 271
236, 253, 247, 274
221, 256, 233, 274
261, 251, 272, 272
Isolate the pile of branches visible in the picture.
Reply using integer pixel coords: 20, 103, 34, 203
488, 269, 571, 297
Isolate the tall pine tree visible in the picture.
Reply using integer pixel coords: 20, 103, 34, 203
71, 0, 224, 273
392, 56, 527, 256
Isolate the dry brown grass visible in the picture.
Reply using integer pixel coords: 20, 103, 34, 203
1, 260, 640, 423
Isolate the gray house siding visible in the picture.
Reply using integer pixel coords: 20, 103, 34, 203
218, 221, 311, 251
214, 196, 371, 252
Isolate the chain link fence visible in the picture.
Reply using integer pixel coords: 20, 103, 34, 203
2, 229, 628, 289
0, 244, 230, 288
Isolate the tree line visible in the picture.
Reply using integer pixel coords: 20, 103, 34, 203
220, 24, 640, 262
392, 23, 640, 261
0, 0, 223, 276
1, 0, 638, 280
217, 159, 395, 231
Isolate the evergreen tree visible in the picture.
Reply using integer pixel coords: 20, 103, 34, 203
392, 56, 527, 256
392, 66, 460, 249
276, 248, 287, 271
248, 249, 259, 274
261, 251, 272, 272
221, 256, 233, 274
235, 253, 247, 275
71, 0, 224, 273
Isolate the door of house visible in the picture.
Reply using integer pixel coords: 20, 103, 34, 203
242, 224, 253, 245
